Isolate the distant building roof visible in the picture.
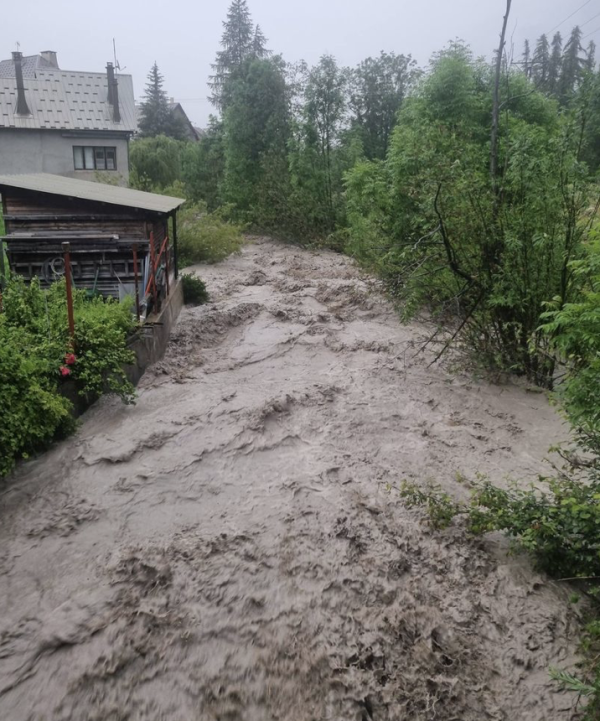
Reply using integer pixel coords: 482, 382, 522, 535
0, 173, 185, 214
168, 102, 200, 141
0, 53, 136, 132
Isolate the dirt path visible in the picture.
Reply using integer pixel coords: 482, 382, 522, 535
0, 238, 582, 720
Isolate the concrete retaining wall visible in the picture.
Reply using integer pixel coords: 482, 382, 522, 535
125, 278, 184, 385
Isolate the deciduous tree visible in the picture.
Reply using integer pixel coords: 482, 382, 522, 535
348, 52, 418, 160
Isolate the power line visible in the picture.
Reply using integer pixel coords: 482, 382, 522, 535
580, 10, 600, 28
547, 0, 592, 35
582, 24, 600, 40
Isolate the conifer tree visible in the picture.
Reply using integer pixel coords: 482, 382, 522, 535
559, 26, 584, 102
210, 0, 255, 110
252, 25, 270, 59
138, 63, 184, 139
585, 40, 596, 73
532, 34, 550, 90
547, 32, 563, 95
522, 39, 532, 79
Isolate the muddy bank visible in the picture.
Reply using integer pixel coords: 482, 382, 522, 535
0, 237, 582, 720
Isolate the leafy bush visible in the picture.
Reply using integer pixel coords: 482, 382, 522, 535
400, 473, 600, 717
551, 624, 600, 719
177, 202, 243, 265
401, 475, 600, 579
345, 44, 595, 386
129, 135, 183, 191
399, 480, 460, 530
0, 276, 136, 476
0, 321, 75, 477
541, 234, 600, 455
68, 290, 136, 403
181, 274, 209, 306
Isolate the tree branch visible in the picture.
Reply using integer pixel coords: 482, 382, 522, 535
433, 183, 478, 286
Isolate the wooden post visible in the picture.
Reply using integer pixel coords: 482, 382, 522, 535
164, 236, 170, 296
132, 243, 140, 322
0, 240, 6, 290
62, 242, 75, 344
172, 212, 178, 279
149, 231, 159, 313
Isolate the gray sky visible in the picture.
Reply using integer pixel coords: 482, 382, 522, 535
5, 0, 600, 127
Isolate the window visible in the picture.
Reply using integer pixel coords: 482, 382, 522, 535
73, 146, 117, 171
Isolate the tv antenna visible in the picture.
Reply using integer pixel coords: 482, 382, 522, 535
113, 38, 125, 71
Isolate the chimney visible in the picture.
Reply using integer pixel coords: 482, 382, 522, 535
106, 62, 120, 122
106, 62, 115, 106
12, 52, 30, 116
112, 78, 121, 122
40, 50, 58, 68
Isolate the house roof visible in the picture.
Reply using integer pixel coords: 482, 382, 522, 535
168, 102, 200, 141
0, 56, 136, 132
0, 54, 56, 78
0, 173, 185, 214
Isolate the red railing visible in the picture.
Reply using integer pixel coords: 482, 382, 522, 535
144, 231, 171, 315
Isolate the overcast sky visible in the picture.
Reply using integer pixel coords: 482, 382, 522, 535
5, 0, 600, 127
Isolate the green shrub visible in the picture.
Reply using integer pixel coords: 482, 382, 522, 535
400, 476, 600, 579
129, 135, 183, 191
181, 274, 209, 306
344, 46, 593, 386
68, 292, 136, 403
399, 480, 460, 530
0, 320, 75, 477
0, 276, 136, 476
177, 202, 243, 265
541, 233, 600, 455
400, 474, 600, 717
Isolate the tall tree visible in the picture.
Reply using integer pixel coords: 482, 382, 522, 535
252, 25, 269, 59
138, 63, 184, 139
210, 0, 255, 110
348, 52, 418, 160
559, 26, 584, 102
491, 0, 512, 212
586, 40, 597, 72
222, 58, 290, 217
532, 34, 550, 90
547, 32, 563, 95
522, 39, 532, 79
181, 117, 226, 210
303, 55, 347, 228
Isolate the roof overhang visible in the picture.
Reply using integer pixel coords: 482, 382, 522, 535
0, 173, 185, 215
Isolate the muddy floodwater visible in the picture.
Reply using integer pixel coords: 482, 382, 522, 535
0, 238, 582, 720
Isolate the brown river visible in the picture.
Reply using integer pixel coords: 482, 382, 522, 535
0, 238, 582, 720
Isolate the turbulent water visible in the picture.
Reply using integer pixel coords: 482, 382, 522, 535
0, 238, 582, 720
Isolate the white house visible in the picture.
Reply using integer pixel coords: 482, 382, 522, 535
0, 51, 136, 184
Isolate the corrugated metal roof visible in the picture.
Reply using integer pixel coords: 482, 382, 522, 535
0, 173, 185, 214
0, 65, 136, 132
0, 54, 56, 78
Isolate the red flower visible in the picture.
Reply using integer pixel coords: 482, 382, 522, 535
65, 353, 77, 366
60, 366, 72, 377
